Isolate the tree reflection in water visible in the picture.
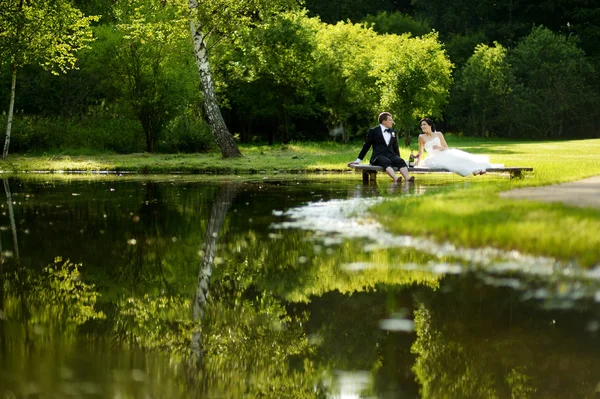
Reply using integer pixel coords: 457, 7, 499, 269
412, 274, 600, 399
0, 177, 599, 398
190, 182, 240, 366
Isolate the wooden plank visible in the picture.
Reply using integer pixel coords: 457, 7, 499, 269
350, 165, 533, 172
349, 164, 533, 180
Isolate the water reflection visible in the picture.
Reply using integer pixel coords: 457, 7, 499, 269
275, 196, 595, 270
0, 175, 599, 398
191, 182, 240, 366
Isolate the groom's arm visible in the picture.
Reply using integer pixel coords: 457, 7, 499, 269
355, 129, 376, 163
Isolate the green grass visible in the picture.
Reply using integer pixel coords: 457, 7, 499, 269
370, 137, 600, 267
1, 136, 596, 180
2, 137, 600, 267
0, 141, 356, 174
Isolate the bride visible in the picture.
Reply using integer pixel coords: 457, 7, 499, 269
416, 118, 500, 177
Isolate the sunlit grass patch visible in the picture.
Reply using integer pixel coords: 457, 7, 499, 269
373, 180, 600, 267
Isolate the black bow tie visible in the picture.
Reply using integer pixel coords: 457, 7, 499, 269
384, 128, 391, 133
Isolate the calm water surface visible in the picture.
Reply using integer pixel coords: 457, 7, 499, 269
0, 175, 599, 398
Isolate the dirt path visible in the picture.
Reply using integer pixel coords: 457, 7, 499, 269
499, 175, 600, 210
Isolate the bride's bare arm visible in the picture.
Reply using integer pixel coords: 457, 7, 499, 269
434, 132, 449, 150
416, 135, 425, 165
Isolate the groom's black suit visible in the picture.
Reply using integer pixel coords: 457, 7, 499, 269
357, 126, 407, 169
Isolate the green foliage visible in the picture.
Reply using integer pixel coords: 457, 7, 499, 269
0, 0, 99, 158
303, 0, 403, 24
191, 0, 302, 37
4, 258, 105, 341
160, 107, 216, 153
568, 2, 600, 61
214, 13, 452, 144
313, 20, 380, 139
373, 32, 453, 136
215, 11, 320, 143
92, 1, 200, 152
0, 0, 98, 72
444, 32, 488, 66
449, 42, 515, 136
362, 11, 431, 36
411, 280, 600, 398
1, 0, 599, 153
114, 0, 188, 44
0, 113, 145, 153
508, 26, 599, 138
72, 0, 117, 23
447, 27, 600, 139
115, 294, 193, 354
412, 0, 487, 39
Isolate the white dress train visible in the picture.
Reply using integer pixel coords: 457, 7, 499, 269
420, 137, 502, 177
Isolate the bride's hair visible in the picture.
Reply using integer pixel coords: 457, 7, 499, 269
419, 117, 436, 132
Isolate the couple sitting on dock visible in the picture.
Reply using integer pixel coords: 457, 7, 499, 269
347, 112, 500, 182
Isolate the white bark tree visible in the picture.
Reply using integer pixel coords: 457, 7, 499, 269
189, 182, 240, 367
186, 0, 299, 158
2, 178, 18, 260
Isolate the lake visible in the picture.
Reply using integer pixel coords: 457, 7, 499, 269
1, 175, 599, 398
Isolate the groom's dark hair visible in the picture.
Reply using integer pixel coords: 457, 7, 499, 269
378, 112, 392, 124
419, 117, 436, 131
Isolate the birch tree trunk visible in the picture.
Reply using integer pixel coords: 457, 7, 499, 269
3, 63, 18, 160
189, 182, 240, 367
188, 1, 241, 158
3, 178, 19, 260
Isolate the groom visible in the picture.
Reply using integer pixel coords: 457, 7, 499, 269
347, 112, 413, 183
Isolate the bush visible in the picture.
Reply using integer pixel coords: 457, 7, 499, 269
158, 109, 216, 153
0, 111, 145, 154
0, 104, 218, 155
71, 114, 145, 153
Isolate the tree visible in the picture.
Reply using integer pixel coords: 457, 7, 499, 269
373, 32, 453, 145
0, 0, 98, 159
100, 0, 198, 152
304, 0, 411, 24
362, 11, 431, 37
314, 20, 381, 142
449, 42, 515, 136
215, 11, 319, 144
509, 26, 598, 138
187, 0, 299, 157
190, 182, 240, 366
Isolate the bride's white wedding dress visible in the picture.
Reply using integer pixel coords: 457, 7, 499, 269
420, 137, 502, 177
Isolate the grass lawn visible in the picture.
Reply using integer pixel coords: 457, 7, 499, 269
369, 137, 600, 267
1, 136, 599, 267
0, 141, 356, 174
